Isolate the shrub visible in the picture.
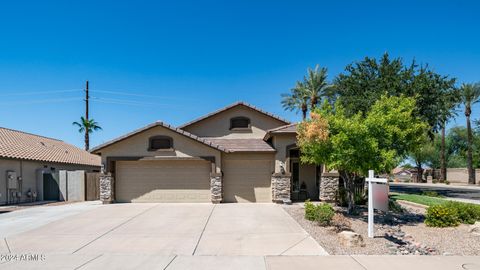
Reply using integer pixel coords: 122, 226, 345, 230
425, 204, 459, 227
331, 213, 352, 232
315, 203, 335, 226
421, 191, 442, 198
388, 199, 404, 213
445, 201, 480, 224
304, 200, 317, 221
354, 192, 367, 205
304, 201, 335, 226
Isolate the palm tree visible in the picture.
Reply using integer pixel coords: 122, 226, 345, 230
303, 65, 330, 110
73, 117, 102, 151
281, 81, 309, 119
460, 83, 480, 184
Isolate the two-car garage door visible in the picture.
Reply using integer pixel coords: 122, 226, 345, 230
115, 160, 211, 203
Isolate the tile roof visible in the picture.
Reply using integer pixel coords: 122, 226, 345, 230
178, 101, 290, 129
206, 138, 276, 152
90, 121, 229, 153
263, 123, 298, 140
0, 127, 101, 166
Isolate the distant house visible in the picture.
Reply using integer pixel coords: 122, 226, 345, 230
391, 167, 415, 182
0, 127, 101, 204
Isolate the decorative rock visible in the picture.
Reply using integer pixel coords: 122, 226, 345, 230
210, 173, 222, 204
469, 221, 480, 235
100, 173, 114, 204
271, 173, 291, 203
320, 173, 339, 202
338, 231, 365, 247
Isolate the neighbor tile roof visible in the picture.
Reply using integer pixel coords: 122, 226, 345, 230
206, 138, 276, 152
90, 121, 229, 153
178, 101, 290, 129
0, 127, 101, 166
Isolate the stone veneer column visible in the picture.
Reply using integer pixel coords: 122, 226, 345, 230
319, 172, 339, 202
271, 173, 291, 203
100, 173, 114, 204
210, 173, 222, 204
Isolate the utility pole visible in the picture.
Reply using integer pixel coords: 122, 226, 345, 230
85, 80, 89, 121
84, 80, 90, 151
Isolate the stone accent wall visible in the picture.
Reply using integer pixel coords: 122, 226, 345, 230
210, 173, 222, 204
319, 172, 339, 202
271, 173, 291, 203
100, 173, 114, 204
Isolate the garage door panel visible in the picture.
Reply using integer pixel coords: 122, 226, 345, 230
116, 160, 211, 203
223, 156, 273, 203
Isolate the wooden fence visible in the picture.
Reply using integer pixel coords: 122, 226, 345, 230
85, 172, 100, 201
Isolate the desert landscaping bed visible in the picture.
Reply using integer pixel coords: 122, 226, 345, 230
283, 202, 480, 255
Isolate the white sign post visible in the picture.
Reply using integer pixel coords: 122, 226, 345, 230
366, 170, 389, 238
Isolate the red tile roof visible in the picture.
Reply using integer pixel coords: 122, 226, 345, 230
0, 127, 101, 166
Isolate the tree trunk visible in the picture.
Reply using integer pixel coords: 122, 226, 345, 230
310, 96, 318, 111
340, 171, 355, 214
440, 123, 446, 182
85, 131, 89, 151
415, 161, 423, 183
466, 111, 475, 184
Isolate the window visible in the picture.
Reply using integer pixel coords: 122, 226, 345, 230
148, 136, 173, 151
230, 117, 251, 130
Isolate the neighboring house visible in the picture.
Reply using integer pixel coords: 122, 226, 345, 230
391, 167, 414, 182
91, 102, 324, 203
0, 127, 101, 205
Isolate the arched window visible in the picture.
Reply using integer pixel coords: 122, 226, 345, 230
148, 136, 173, 151
230, 116, 251, 130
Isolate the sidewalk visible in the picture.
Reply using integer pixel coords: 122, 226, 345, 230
2, 254, 479, 269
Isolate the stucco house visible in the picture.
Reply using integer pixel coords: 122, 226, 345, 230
92, 102, 337, 204
0, 127, 101, 205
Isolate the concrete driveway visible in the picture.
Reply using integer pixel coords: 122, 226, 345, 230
1, 202, 326, 269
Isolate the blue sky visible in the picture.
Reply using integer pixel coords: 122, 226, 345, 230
0, 0, 479, 148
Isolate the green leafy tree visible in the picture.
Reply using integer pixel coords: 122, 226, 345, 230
73, 116, 102, 151
459, 83, 480, 184
298, 95, 427, 213
409, 133, 436, 182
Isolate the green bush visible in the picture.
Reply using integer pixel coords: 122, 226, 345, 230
304, 200, 317, 221
421, 191, 442, 197
304, 201, 335, 226
445, 201, 480, 224
315, 203, 335, 226
425, 204, 459, 227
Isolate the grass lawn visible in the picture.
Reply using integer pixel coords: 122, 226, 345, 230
390, 193, 447, 207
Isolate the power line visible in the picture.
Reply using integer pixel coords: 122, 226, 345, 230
0, 97, 83, 106
0, 89, 81, 97
93, 90, 185, 100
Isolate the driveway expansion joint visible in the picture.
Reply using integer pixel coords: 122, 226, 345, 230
163, 255, 177, 270
74, 254, 104, 270
278, 235, 310, 255
349, 255, 368, 270
71, 204, 159, 254
192, 204, 216, 255
4, 238, 11, 253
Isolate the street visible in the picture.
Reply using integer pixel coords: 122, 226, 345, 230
390, 183, 480, 202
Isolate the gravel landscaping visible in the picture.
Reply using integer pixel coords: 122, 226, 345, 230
283, 202, 480, 255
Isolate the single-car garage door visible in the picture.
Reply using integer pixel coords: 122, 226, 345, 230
115, 160, 211, 203
223, 154, 273, 203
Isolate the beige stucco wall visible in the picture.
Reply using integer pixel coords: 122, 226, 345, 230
0, 158, 99, 205
182, 105, 287, 139
95, 125, 222, 173
446, 168, 480, 185
272, 134, 297, 173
